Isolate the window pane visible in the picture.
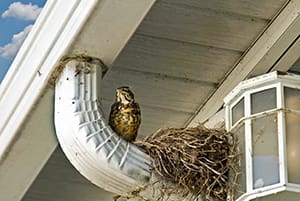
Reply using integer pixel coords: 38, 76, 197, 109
285, 87, 300, 110
284, 87, 300, 184
232, 98, 244, 126
252, 114, 279, 189
286, 113, 300, 184
251, 88, 276, 114
234, 123, 246, 199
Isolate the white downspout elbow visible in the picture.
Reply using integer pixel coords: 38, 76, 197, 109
54, 58, 151, 194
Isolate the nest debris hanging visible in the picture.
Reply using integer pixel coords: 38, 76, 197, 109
134, 125, 239, 201
48, 54, 108, 87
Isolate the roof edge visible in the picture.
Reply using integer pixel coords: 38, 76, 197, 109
0, 1, 98, 200
0, 0, 98, 162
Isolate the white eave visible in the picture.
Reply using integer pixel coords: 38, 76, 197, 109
0, 0, 155, 200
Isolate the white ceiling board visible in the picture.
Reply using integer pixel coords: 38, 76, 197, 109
113, 34, 242, 83
22, 148, 114, 201
102, 67, 215, 113
167, 0, 288, 20
137, 106, 193, 138
137, 0, 270, 51
69, 0, 156, 67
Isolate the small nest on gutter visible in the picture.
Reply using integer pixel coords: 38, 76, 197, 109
48, 54, 108, 87
134, 125, 239, 201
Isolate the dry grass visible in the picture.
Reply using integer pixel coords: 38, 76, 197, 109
48, 54, 107, 86
133, 125, 239, 201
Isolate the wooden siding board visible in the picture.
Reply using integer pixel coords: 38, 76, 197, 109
137, 0, 270, 52
113, 34, 242, 83
102, 68, 215, 114
69, 0, 156, 67
22, 148, 114, 201
138, 107, 192, 138
166, 0, 288, 20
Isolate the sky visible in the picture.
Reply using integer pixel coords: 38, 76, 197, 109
0, 0, 46, 82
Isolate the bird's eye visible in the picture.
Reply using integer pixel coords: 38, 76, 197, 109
125, 94, 132, 100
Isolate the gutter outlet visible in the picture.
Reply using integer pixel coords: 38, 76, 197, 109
54, 58, 151, 194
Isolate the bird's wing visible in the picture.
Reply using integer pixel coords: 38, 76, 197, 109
109, 102, 121, 124
134, 102, 141, 126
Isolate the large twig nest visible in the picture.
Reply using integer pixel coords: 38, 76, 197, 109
134, 125, 239, 201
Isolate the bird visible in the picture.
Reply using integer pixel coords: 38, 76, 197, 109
109, 86, 141, 142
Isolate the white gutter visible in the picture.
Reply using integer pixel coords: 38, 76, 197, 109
55, 59, 151, 194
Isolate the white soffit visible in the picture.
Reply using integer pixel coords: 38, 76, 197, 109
188, 0, 300, 126
0, 0, 155, 200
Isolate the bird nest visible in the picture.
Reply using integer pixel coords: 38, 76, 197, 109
132, 125, 239, 201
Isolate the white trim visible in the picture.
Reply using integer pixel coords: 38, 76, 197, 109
225, 72, 300, 200
237, 184, 300, 200
236, 185, 286, 201
287, 183, 300, 192
225, 104, 231, 130
228, 83, 282, 125
244, 92, 252, 192
224, 72, 300, 105
277, 84, 288, 185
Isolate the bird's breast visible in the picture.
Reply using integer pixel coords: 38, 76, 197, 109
109, 102, 141, 141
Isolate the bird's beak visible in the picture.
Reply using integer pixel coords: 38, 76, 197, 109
116, 89, 121, 96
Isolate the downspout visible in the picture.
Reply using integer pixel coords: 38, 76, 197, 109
54, 58, 151, 194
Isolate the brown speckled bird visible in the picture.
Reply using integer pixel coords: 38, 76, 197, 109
109, 86, 141, 142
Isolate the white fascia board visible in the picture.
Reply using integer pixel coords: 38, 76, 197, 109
0, 90, 57, 201
0, 0, 98, 160
0, 0, 155, 200
0, 1, 98, 200
188, 0, 300, 126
